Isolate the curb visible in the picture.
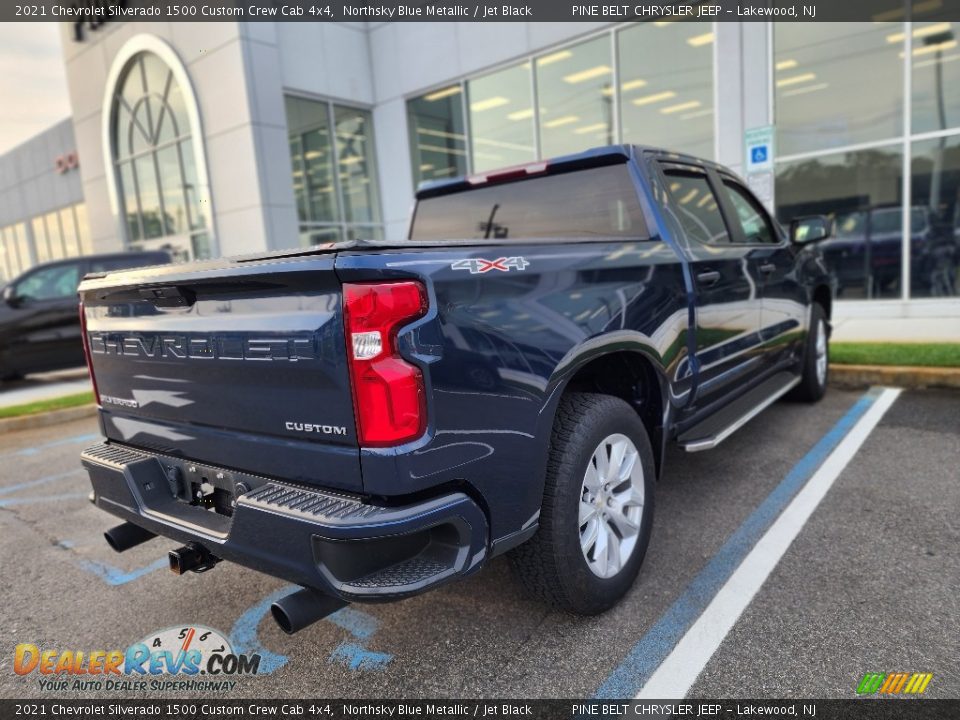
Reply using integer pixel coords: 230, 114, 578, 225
829, 364, 960, 390
0, 404, 98, 433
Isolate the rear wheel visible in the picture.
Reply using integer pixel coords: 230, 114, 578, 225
790, 303, 829, 402
510, 393, 655, 615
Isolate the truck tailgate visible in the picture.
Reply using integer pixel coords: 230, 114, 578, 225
79, 253, 361, 492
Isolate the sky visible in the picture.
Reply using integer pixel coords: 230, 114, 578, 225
0, 23, 71, 156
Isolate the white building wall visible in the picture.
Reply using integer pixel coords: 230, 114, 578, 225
0, 118, 82, 231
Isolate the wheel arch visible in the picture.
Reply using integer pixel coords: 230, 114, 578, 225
540, 347, 671, 481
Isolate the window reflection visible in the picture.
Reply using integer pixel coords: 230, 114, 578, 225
467, 63, 536, 172
619, 23, 715, 159
407, 86, 467, 185
285, 96, 383, 246
775, 23, 903, 156
537, 35, 613, 158
910, 135, 960, 297
912, 21, 960, 134
776, 146, 904, 299
335, 106, 381, 225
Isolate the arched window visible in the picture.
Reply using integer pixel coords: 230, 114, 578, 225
111, 50, 210, 259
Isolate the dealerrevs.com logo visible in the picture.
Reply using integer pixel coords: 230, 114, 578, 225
14, 625, 261, 693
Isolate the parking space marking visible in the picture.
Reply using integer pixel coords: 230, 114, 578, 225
0, 468, 84, 496
76, 557, 170, 585
0, 492, 88, 507
229, 586, 296, 675
634, 387, 901, 699
596, 387, 899, 699
229, 587, 393, 675
0, 433, 99, 459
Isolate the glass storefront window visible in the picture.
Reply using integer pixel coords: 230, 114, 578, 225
74, 204, 93, 255
44, 212, 64, 260
910, 134, 960, 298
775, 23, 903, 157
467, 63, 536, 172
286, 95, 338, 225
285, 96, 383, 246
59, 207, 80, 257
13, 223, 30, 272
111, 51, 209, 259
32, 217, 49, 264
619, 22, 715, 159
776, 145, 904, 300
407, 86, 468, 186
537, 35, 614, 158
335, 106, 381, 225
0, 227, 13, 281
912, 21, 960, 135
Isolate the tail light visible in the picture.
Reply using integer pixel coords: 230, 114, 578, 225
343, 281, 428, 447
78, 300, 101, 407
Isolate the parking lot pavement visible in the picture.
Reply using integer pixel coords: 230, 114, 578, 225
0, 367, 90, 409
0, 387, 956, 699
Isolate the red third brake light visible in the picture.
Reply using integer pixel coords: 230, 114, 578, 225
343, 281, 428, 447
78, 300, 101, 407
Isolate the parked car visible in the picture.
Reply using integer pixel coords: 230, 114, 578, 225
78, 146, 833, 629
822, 205, 956, 298
0, 251, 171, 381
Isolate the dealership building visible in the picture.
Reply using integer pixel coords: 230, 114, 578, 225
1, 18, 959, 336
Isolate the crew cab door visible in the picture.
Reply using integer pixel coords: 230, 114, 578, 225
658, 162, 765, 408
715, 175, 807, 369
0, 260, 84, 375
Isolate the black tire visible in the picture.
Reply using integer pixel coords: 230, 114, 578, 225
790, 303, 829, 403
509, 392, 655, 615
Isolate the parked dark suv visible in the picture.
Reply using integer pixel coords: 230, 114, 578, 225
1, 251, 171, 381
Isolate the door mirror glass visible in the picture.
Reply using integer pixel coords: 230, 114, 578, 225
2, 285, 19, 306
791, 215, 832, 244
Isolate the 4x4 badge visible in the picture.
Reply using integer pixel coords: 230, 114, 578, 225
451, 257, 530, 274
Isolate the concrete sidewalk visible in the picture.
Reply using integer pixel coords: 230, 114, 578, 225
0, 367, 91, 410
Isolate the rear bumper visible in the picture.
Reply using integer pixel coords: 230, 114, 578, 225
81, 442, 488, 602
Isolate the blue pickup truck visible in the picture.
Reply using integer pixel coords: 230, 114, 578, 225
78, 145, 833, 632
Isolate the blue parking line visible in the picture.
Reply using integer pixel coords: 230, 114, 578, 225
229, 586, 393, 674
229, 585, 297, 675
327, 605, 379, 640
595, 388, 880, 699
329, 642, 392, 671
76, 557, 170, 585
1, 433, 99, 459
0, 492, 89, 507
0, 468, 84, 496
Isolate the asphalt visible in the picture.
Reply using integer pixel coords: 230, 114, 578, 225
0, 387, 956, 700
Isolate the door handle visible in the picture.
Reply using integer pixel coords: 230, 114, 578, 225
696, 270, 721, 285
759, 263, 777, 275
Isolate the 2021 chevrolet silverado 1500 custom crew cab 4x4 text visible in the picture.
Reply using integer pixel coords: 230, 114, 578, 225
78, 146, 833, 630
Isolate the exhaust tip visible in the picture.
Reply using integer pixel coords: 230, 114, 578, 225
269, 587, 346, 635
104, 522, 156, 553
104, 532, 121, 553
270, 604, 295, 635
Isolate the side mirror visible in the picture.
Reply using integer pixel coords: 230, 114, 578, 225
2, 285, 19, 307
790, 215, 832, 245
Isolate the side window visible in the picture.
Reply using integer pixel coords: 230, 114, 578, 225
14, 263, 81, 302
721, 180, 778, 244
662, 168, 730, 245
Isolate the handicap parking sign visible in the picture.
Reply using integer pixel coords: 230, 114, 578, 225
745, 126, 775, 173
